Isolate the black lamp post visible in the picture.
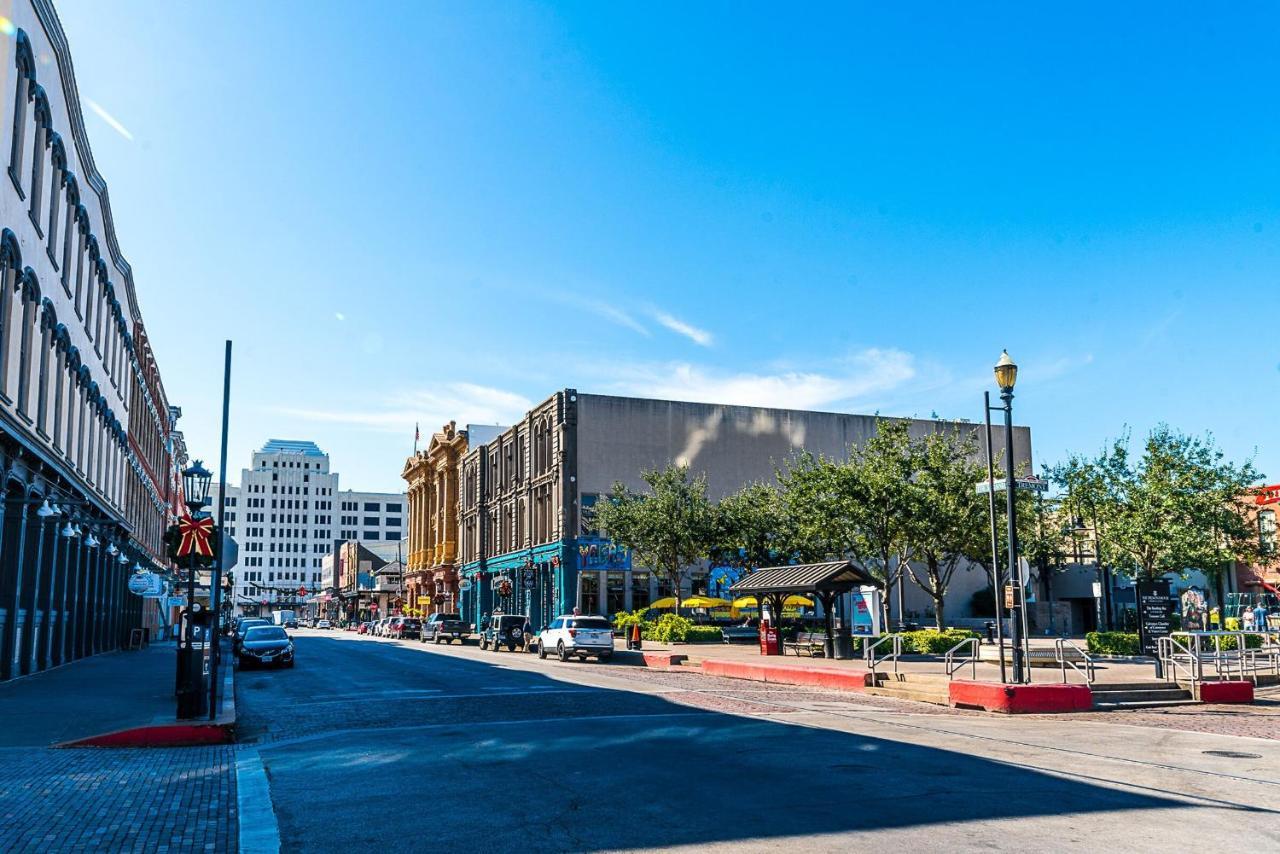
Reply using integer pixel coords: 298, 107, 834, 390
991, 351, 1031, 683
176, 460, 213, 718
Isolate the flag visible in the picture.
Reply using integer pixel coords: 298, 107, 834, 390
415, 423, 420, 442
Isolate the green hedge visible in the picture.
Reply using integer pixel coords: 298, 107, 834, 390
854, 629, 980, 654
1085, 631, 1140, 656
683, 626, 724, 643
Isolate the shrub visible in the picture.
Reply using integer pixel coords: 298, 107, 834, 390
648, 613, 693, 643
683, 625, 723, 643
613, 610, 645, 634
853, 628, 980, 654
1085, 631, 1140, 656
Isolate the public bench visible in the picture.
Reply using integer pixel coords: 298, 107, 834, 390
783, 631, 826, 657
721, 626, 759, 644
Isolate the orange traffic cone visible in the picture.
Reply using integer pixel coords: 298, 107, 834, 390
631, 622, 642, 651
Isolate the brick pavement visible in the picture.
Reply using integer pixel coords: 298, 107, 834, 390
0, 745, 237, 852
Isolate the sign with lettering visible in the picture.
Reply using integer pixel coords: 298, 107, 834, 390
1136, 579, 1173, 657
127, 571, 163, 597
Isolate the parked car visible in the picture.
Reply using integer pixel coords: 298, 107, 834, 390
387, 617, 421, 640
421, 613, 469, 644
316, 619, 332, 630
480, 614, 528, 652
357, 621, 371, 635
538, 615, 614, 662
233, 618, 271, 652
237, 625, 295, 669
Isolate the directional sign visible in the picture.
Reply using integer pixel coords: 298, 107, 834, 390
975, 476, 1049, 495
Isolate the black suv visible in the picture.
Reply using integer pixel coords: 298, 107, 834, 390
480, 615, 527, 652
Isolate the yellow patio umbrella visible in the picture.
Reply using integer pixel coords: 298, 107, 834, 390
647, 597, 679, 609
732, 595, 814, 608
682, 595, 731, 609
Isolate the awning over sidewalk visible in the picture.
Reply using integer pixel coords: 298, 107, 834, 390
728, 561, 881, 596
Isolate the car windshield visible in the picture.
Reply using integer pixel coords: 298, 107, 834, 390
573, 618, 612, 630
245, 626, 288, 641
498, 616, 525, 627
403, 620, 420, 627
240, 620, 268, 631
438, 614, 461, 621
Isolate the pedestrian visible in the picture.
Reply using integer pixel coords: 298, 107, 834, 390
1254, 604, 1268, 633
522, 617, 533, 652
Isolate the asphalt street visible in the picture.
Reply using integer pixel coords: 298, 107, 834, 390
239, 630, 1280, 853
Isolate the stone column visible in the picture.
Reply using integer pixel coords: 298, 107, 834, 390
24, 515, 50, 675
5, 501, 31, 679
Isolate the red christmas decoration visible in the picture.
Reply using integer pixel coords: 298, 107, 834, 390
176, 513, 215, 558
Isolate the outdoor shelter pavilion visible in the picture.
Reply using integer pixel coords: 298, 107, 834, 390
729, 561, 881, 658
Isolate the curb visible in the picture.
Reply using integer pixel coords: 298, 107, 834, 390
700, 659, 873, 691
57, 650, 237, 748
612, 649, 689, 668
949, 680, 1093, 713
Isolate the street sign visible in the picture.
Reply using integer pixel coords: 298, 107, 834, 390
297, 586, 307, 596
167, 596, 185, 609
221, 536, 239, 569
458, 579, 472, 592
1137, 579, 1173, 657
975, 476, 1049, 495
127, 571, 163, 597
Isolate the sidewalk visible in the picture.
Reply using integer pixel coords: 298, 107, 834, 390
629, 637, 1172, 685
0, 641, 234, 747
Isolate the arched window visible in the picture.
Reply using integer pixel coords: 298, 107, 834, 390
1261, 510, 1277, 554
51, 325, 68, 450
0, 230, 20, 400
36, 298, 55, 435
8, 30, 35, 197
27, 85, 50, 231
73, 212, 90, 314
46, 133, 66, 265
15, 267, 40, 417
60, 174, 78, 291
64, 346, 81, 462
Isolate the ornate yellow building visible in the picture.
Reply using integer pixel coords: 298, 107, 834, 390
402, 422, 468, 614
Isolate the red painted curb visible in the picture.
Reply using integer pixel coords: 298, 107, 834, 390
59, 723, 234, 748
701, 659, 872, 691
641, 652, 688, 667
1198, 681, 1253, 704
949, 680, 1093, 713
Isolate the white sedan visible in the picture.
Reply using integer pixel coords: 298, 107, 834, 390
316, 619, 332, 630
537, 615, 615, 662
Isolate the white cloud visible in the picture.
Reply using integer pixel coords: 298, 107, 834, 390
653, 311, 713, 347
547, 292, 649, 336
274, 382, 532, 435
85, 99, 134, 141
334, 312, 345, 321
596, 348, 916, 411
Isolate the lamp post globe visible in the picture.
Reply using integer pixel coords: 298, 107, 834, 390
994, 350, 1018, 393
182, 460, 213, 513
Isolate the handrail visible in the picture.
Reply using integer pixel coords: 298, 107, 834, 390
944, 636, 980, 681
1158, 634, 1201, 684
1053, 637, 1095, 684
864, 633, 902, 679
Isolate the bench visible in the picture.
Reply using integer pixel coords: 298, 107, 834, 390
721, 626, 759, 644
783, 631, 826, 657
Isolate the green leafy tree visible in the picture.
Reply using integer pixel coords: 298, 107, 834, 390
592, 464, 716, 612
1055, 426, 1266, 593
710, 482, 796, 571
904, 428, 988, 630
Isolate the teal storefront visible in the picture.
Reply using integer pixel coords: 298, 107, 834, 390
459, 540, 576, 631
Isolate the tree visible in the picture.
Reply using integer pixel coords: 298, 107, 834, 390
903, 427, 988, 630
710, 482, 795, 571
1055, 426, 1266, 598
591, 464, 716, 612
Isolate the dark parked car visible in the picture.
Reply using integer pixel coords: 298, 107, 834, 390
421, 613, 469, 644
237, 625, 295, 669
480, 615, 527, 652
233, 618, 271, 652
387, 617, 422, 640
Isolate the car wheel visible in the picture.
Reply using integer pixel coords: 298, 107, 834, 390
538, 642, 548, 659
557, 642, 569, 662
480, 638, 488, 650
286, 659, 295, 669
434, 635, 442, 645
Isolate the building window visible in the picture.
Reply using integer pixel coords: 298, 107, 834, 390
364, 502, 379, 512
8, 32, 33, 197
363, 516, 379, 527
1261, 510, 1277, 554
386, 503, 402, 513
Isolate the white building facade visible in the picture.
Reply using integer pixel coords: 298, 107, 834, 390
211, 440, 404, 616
0, 2, 183, 680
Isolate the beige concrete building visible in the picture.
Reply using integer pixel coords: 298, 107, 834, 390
402, 421, 468, 614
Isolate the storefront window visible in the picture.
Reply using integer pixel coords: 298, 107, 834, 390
606, 571, 626, 615
631, 571, 650, 611
579, 571, 600, 615
656, 575, 673, 601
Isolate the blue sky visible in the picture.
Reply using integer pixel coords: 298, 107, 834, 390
54, 2, 1279, 492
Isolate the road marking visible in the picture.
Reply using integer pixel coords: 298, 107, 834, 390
285, 688, 597, 708
236, 747, 281, 854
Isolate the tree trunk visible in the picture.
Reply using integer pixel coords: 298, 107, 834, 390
933, 592, 946, 630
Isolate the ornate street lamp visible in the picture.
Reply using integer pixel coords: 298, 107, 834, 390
182, 460, 213, 514
987, 349, 1030, 683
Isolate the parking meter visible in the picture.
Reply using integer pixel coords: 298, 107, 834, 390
176, 603, 212, 719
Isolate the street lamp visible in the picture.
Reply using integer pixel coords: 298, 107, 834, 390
990, 349, 1030, 683
182, 460, 213, 513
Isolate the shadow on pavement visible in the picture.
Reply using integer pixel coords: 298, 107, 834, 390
249, 635, 1255, 853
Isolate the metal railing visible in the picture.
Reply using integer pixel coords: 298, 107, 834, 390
1053, 637, 1096, 684
944, 636, 980, 680
864, 633, 902, 679
1157, 634, 1200, 684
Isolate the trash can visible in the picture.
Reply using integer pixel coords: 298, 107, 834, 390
985, 621, 996, 644
834, 629, 855, 660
